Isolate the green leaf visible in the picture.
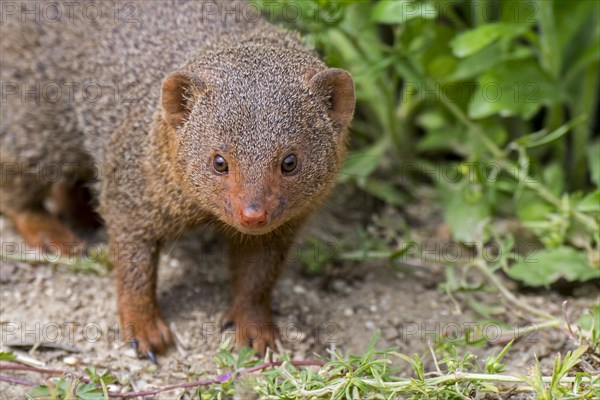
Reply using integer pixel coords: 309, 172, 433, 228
556, 0, 599, 75
450, 23, 528, 58
577, 191, 600, 213
77, 383, 105, 400
537, 0, 560, 78
419, 25, 457, 80
217, 349, 236, 367
340, 141, 387, 183
468, 60, 564, 120
577, 305, 600, 332
415, 109, 447, 130
516, 191, 554, 222
564, 38, 600, 84
363, 179, 407, 206
371, 0, 437, 24
476, 119, 509, 149
587, 139, 600, 188
440, 181, 490, 243
0, 352, 15, 361
508, 246, 598, 286
29, 386, 52, 398
516, 114, 587, 149
416, 124, 468, 155
448, 42, 533, 81
543, 162, 564, 196
426, 54, 456, 79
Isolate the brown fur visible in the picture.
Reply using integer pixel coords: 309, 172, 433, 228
9, 210, 82, 255
0, 0, 354, 357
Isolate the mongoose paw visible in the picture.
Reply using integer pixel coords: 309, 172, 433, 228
129, 340, 158, 364
122, 311, 173, 361
221, 307, 277, 356
11, 211, 83, 256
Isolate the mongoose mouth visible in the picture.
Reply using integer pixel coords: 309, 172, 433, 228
234, 224, 278, 236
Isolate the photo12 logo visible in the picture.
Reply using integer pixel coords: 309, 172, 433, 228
1, 322, 121, 345
1, 81, 141, 105
397, 321, 539, 344
1, 1, 140, 24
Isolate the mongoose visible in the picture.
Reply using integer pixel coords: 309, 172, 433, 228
0, 0, 354, 359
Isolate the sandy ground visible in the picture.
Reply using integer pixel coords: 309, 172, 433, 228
1, 187, 598, 399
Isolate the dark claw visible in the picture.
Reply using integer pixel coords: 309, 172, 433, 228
130, 339, 138, 352
220, 320, 235, 332
147, 350, 158, 365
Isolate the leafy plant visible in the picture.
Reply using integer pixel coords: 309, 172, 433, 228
252, 0, 599, 286
2, 332, 597, 399
577, 305, 600, 349
28, 367, 116, 400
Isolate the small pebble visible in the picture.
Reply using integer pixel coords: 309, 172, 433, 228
107, 385, 120, 393
343, 308, 354, 316
364, 320, 375, 330
292, 285, 306, 294
63, 356, 80, 366
124, 348, 138, 359
128, 363, 143, 373
331, 279, 348, 293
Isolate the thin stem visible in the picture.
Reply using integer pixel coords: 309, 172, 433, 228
0, 365, 66, 375
488, 320, 563, 344
0, 360, 324, 398
471, 259, 557, 321
0, 375, 37, 387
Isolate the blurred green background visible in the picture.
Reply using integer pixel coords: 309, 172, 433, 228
252, 0, 599, 287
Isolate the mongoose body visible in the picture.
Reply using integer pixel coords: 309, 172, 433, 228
0, 0, 354, 358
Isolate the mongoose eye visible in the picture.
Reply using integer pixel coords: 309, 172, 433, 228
213, 155, 228, 174
281, 154, 298, 174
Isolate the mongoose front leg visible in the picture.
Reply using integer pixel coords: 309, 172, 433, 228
113, 237, 172, 361
222, 231, 294, 356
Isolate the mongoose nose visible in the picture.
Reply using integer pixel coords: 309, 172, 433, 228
239, 207, 268, 228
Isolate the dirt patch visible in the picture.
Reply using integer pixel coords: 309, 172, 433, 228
1, 188, 597, 399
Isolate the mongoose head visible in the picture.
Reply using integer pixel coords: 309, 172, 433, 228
160, 47, 354, 235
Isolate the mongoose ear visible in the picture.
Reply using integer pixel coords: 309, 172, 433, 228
161, 71, 204, 128
308, 68, 355, 130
